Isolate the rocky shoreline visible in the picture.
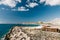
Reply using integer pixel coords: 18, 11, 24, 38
3, 26, 60, 40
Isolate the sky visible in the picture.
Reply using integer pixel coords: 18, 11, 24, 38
0, 0, 60, 23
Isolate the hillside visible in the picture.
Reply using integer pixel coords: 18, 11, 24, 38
3, 26, 60, 40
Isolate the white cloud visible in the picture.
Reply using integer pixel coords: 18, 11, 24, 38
1, 8, 5, 10
2, 0, 60, 11
12, 6, 29, 11
26, 2, 38, 8
15, 0, 21, 3
40, 0, 45, 3
18, 6, 29, 11
40, 0, 60, 6
0, 0, 21, 8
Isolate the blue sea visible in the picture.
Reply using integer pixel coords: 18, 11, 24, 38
0, 24, 39, 38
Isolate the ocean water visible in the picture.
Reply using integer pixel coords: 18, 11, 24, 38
0, 24, 39, 38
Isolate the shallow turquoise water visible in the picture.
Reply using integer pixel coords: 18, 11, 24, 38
0, 24, 39, 38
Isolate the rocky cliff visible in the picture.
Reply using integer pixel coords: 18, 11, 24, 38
4, 26, 60, 40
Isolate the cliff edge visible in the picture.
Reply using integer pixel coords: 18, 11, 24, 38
4, 26, 60, 40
